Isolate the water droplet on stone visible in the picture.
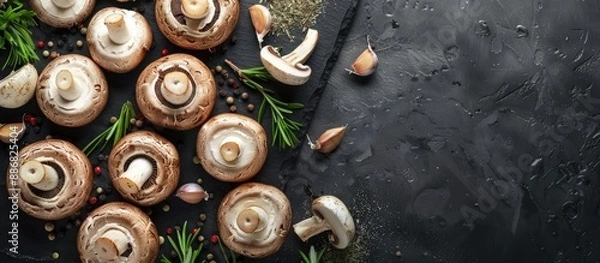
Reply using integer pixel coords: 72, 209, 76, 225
475, 20, 491, 37
562, 202, 579, 219
516, 25, 528, 38
444, 46, 460, 61
383, 0, 396, 17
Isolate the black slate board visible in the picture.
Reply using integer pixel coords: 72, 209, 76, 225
297, 0, 600, 262
0, 0, 358, 262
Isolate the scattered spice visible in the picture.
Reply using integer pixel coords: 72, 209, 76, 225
241, 92, 249, 100
79, 27, 87, 35
76, 40, 83, 47
229, 105, 237, 112
44, 222, 55, 232
161, 48, 169, 56
261, 0, 324, 39
247, 103, 255, 112
42, 50, 49, 57
215, 65, 223, 73
93, 166, 102, 175
47, 41, 54, 47
51, 252, 59, 259
226, 96, 234, 105
210, 234, 219, 244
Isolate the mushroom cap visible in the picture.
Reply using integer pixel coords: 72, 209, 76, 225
0, 63, 38, 109
30, 0, 95, 28
77, 202, 160, 263
36, 54, 109, 127
295, 195, 356, 249
217, 182, 292, 258
87, 7, 153, 73
108, 130, 180, 206
155, 0, 240, 50
5, 139, 93, 220
196, 113, 268, 182
136, 53, 216, 130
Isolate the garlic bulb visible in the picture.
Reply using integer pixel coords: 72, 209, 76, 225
307, 125, 347, 154
175, 183, 209, 204
346, 36, 378, 76
0, 117, 26, 144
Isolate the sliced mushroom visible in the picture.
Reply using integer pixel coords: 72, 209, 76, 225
0, 64, 38, 109
78, 202, 160, 263
155, 0, 240, 50
5, 139, 93, 220
108, 130, 180, 206
293, 195, 355, 249
260, 28, 319, 86
36, 54, 109, 127
30, 0, 95, 28
218, 182, 292, 258
136, 53, 216, 130
87, 7, 153, 73
196, 113, 267, 182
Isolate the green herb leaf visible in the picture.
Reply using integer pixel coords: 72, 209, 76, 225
82, 101, 136, 156
0, 0, 38, 70
225, 59, 303, 149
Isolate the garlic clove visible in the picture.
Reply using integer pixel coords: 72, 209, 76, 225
0, 116, 27, 144
175, 182, 209, 204
307, 125, 347, 154
346, 36, 378, 76
249, 4, 271, 49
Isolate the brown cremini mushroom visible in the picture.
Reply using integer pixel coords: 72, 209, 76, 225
155, 0, 240, 50
108, 130, 180, 206
87, 7, 153, 73
5, 139, 93, 220
293, 195, 356, 249
78, 202, 160, 263
217, 182, 292, 258
196, 113, 267, 182
30, 0, 95, 28
36, 54, 109, 127
136, 53, 216, 130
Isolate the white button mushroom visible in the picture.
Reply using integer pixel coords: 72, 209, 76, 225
155, 0, 240, 50
218, 183, 292, 258
136, 53, 216, 130
0, 64, 38, 109
87, 7, 153, 73
196, 113, 268, 182
6, 139, 93, 220
78, 202, 160, 263
108, 131, 180, 206
30, 0, 95, 28
293, 195, 356, 249
36, 54, 109, 127
260, 28, 319, 86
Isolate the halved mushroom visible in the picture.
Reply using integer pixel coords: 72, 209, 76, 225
260, 28, 319, 86
293, 195, 355, 249
78, 202, 160, 263
5, 139, 93, 220
218, 182, 292, 258
108, 130, 180, 206
155, 0, 240, 50
87, 7, 153, 73
196, 113, 267, 182
136, 53, 216, 130
0, 64, 38, 109
36, 54, 109, 127
30, 0, 95, 28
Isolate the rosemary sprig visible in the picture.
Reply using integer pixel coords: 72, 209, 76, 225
82, 101, 136, 156
0, 0, 38, 70
300, 246, 329, 263
216, 235, 237, 263
224, 59, 304, 149
161, 221, 205, 263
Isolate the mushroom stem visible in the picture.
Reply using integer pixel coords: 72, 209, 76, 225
55, 69, 82, 101
51, 0, 75, 9
94, 229, 129, 260
19, 160, 60, 191
220, 141, 240, 162
236, 206, 268, 234
292, 215, 331, 242
104, 13, 131, 45
181, 0, 210, 30
117, 158, 153, 194
160, 71, 193, 105
281, 29, 319, 66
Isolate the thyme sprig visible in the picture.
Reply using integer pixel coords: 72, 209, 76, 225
82, 101, 136, 156
225, 59, 304, 149
161, 221, 205, 263
0, 0, 38, 70
216, 235, 237, 263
